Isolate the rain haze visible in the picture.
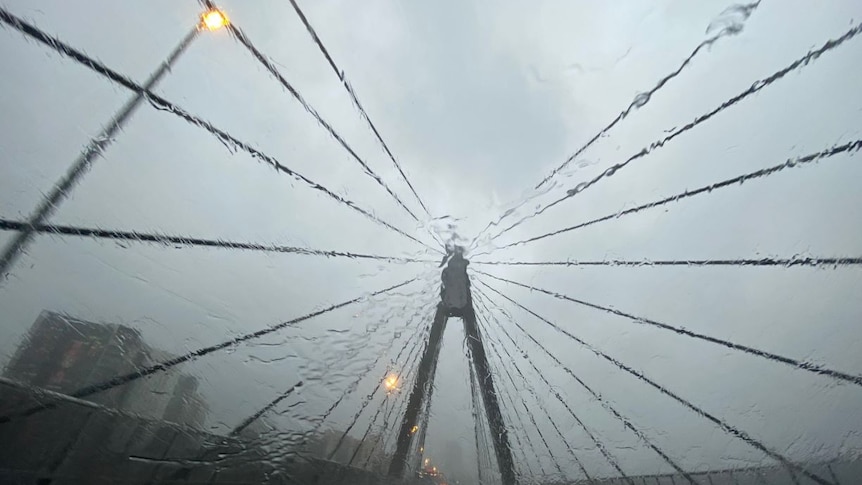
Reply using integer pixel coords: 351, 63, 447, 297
0, 0, 861, 484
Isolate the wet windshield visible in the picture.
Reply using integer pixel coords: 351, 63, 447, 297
1, 1, 861, 484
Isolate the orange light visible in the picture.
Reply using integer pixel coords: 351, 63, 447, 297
201, 9, 229, 31
410, 425, 419, 434
384, 374, 399, 391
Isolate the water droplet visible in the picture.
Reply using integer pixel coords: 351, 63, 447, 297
632, 92, 650, 108
750, 79, 766, 91
567, 182, 588, 197
706, 2, 758, 36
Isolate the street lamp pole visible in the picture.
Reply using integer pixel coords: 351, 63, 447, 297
0, 9, 228, 281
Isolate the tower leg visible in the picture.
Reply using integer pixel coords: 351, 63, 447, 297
388, 304, 448, 477
464, 306, 518, 485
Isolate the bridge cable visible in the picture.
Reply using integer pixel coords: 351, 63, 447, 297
356, 308, 434, 468
359, 348, 419, 469
472, 296, 546, 481
363, 319, 428, 469
533, 1, 761, 191
476, 328, 548, 476
476, 286, 697, 484
349, 317, 428, 468
470, 1, 762, 247
354, 391, 401, 469
217, 11, 423, 226
473, 255, 862, 269
474, 357, 529, 481
0, 276, 418, 424
467, 309, 541, 480
473, 288, 630, 483
230, 380, 303, 436
494, 139, 862, 251
473, 293, 584, 481
0, 22, 198, 281
0, 218, 436, 264
476, 269, 862, 388
285, 0, 432, 219
485, 21, 862, 244
474, 309, 584, 483
0, 8, 436, 255
197, 291, 436, 472
473, 298, 595, 483
370, 341, 428, 469
289, 302, 434, 458
477, 375, 505, 484
327, 310, 430, 461
467, 358, 489, 485
477, 279, 833, 485
468, 337, 511, 484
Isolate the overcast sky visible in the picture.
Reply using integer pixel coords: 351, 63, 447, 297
1, 0, 861, 483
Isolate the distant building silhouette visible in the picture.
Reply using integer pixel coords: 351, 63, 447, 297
3, 310, 207, 429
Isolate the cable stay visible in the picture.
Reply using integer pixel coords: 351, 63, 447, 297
496, 139, 862, 250
533, 0, 761, 191
467, 353, 491, 484
2, 3, 860, 483
365, 339, 429, 470
475, 286, 695, 484
230, 380, 303, 436
474, 303, 597, 482
217, 8, 423, 226
475, 270, 862, 388
486, 22, 862, 245
474, 288, 639, 483
358, 370, 411, 469
473, 255, 862, 268
0, 7, 436, 254
0, 276, 418, 424
357, 308, 436, 469
468, 304, 549, 479
475, 312, 583, 482
473, 294, 584, 477
285, 0, 432, 219
481, 350, 549, 479
470, 1, 762, 246
288, 307, 433, 457
349, 322, 426, 468
327, 312, 430, 462
466, 314, 539, 482
477, 279, 834, 485
0, 218, 436, 264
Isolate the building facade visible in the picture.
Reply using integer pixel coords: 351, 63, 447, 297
3, 310, 207, 429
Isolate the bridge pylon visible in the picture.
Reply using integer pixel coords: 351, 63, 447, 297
388, 245, 517, 485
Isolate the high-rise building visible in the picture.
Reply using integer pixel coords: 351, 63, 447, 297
3, 310, 208, 429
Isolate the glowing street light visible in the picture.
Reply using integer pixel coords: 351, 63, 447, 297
384, 373, 399, 391
201, 9, 229, 31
